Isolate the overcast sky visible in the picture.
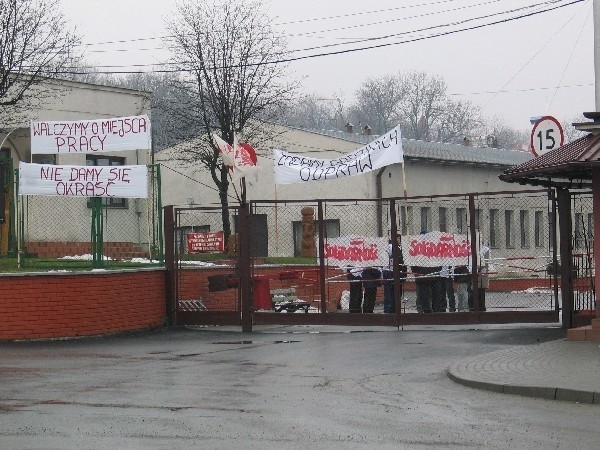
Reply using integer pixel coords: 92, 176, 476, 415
60, 0, 596, 132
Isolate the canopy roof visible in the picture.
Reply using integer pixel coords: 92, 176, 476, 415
500, 133, 600, 189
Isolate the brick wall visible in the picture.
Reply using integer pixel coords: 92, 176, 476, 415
0, 269, 166, 340
178, 266, 349, 312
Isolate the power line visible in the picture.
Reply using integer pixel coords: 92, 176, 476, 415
483, 0, 589, 107
276, 0, 464, 26
448, 82, 594, 97
285, 0, 565, 57
545, 1, 592, 112
287, 0, 503, 38
54, 0, 585, 75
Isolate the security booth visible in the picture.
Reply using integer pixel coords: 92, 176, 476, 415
500, 113, 600, 329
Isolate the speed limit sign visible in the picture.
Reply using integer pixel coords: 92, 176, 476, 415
530, 116, 564, 157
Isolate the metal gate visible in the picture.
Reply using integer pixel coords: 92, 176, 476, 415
165, 204, 248, 328
166, 189, 564, 330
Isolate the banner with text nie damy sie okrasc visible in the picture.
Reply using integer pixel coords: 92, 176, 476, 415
19, 162, 148, 198
273, 125, 403, 185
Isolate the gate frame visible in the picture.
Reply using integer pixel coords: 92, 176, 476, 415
164, 203, 252, 329
166, 189, 564, 330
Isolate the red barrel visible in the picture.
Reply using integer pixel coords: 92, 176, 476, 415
252, 275, 271, 310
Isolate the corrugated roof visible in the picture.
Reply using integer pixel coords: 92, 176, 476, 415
304, 127, 532, 167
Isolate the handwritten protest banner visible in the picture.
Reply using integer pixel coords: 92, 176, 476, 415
402, 231, 475, 267
30, 115, 151, 154
187, 231, 225, 253
18, 162, 148, 198
273, 125, 402, 185
322, 235, 388, 268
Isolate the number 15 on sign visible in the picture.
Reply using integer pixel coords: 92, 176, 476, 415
530, 116, 564, 157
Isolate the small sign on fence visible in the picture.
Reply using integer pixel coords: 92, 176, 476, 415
187, 231, 224, 253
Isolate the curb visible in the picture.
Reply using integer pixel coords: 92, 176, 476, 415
447, 368, 600, 404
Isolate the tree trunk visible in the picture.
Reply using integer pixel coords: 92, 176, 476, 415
219, 165, 232, 246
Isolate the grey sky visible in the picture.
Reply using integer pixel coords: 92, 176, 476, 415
62, 0, 595, 132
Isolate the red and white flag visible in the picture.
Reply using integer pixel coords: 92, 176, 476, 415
214, 133, 259, 181
213, 133, 236, 167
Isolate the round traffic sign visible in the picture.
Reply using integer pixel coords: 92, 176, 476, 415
530, 116, 564, 157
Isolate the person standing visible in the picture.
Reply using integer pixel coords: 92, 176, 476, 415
346, 267, 363, 313
412, 265, 434, 313
477, 245, 490, 312
429, 266, 445, 312
453, 265, 470, 312
383, 236, 406, 314
361, 266, 381, 313
440, 265, 456, 312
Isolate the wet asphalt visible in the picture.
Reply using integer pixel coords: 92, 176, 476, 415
1, 324, 599, 449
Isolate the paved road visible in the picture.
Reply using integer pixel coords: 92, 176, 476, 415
1, 324, 599, 449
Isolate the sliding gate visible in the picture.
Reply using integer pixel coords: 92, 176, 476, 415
166, 190, 565, 330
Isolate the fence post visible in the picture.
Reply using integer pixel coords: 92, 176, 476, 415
550, 189, 560, 313
164, 205, 177, 326
239, 203, 252, 332
390, 199, 402, 322
468, 194, 480, 312
557, 188, 574, 328
90, 197, 104, 269
152, 164, 164, 264
317, 200, 327, 314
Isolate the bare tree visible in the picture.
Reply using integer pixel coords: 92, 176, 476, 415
483, 116, 529, 151
0, 0, 80, 125
435, 99, 483, 144
165, 0, 298, 241
344, 71, 481, 143
562, 114, 587, 143
282, 94, 345, 131
350, 75, 402, 135
397, 71, 447, 141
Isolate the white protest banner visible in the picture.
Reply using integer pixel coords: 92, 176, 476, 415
402, 231, 474, 267
322, 235, 388, 268
273, 125, 402, 185
30, 115, 151, 154
19, 162, 148, 198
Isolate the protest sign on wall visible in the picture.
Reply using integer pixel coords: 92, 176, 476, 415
30, 115, 151, 154
187, 231, 225, 253
273, 125, 402, 185
18, 162, 148, 198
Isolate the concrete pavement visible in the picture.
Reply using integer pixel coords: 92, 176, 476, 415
448, 336, 600, 404
218, 323, 600, 405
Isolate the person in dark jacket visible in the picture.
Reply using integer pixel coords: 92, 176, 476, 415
383, 236, 406, 313
346, 267, 363, 313
361, 266, 381, 313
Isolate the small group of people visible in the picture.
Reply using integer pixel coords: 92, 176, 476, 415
346, 239, 490, 314
413, 264, 489, 313
413, 265, 469, 313
346, 236, 406, 314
